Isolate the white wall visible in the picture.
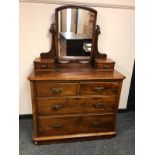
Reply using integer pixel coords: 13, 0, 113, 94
19, 2, 134, 114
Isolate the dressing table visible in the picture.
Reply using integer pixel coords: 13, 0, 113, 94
28, 5, 125, 144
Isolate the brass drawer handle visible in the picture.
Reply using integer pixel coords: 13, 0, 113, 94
104, 64, 110, 69
94, 86, 105, 92
93, 102, 103, 108
91, 121, 101, 128
51, 88, 63, 94
40, 64, 48, 69
52, 124, 63, 129
52, 104, 63, 111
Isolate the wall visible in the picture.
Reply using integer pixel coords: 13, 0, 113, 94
19, 1, 134, 114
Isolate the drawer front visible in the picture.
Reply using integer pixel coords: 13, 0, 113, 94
36, 82, 78, 97
38, 114, 115, 136
96, 63, 115, 71
37, 97, 116, 115
80, 82, 118, 96
102, 63, 114, 70
35, 62, 53, 70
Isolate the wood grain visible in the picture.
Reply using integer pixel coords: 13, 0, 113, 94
36, 82, 78, 97
38, 114, 115, 136
37, 96, 116, 115
28, 70, 125, 81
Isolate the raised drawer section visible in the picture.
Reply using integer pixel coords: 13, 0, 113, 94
37, 97, 116, 115
35, 62, 53, 70
33, 58, 55, 70
36, 82, 78, 97
38, 114, 115, 136
80, 82, 118, 96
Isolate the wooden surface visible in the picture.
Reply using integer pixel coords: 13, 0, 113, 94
38, 114, 115, 136
37, 96, 116, 115
80, 82, 118, 96
28, 5, 125, 144
28, 70, 125, 81
36, 82, 78, 97
29, 75, 124, 143
33, 131, 116, 144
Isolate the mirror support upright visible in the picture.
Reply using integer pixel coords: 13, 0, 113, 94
34, 5, 112, 71
93, 25, 107, 60
40, 23, 57, 59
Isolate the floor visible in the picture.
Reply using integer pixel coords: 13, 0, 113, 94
19, 112, 135, 155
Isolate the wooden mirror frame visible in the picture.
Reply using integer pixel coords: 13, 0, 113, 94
40, 5, 107, 63
55, 5, 97, 62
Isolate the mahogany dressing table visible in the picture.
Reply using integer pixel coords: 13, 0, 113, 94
28, 5, 125, 144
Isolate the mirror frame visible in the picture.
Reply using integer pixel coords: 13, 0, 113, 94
55, 5, 97, 61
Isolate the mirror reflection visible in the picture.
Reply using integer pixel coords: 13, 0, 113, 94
58, 8, 94, 58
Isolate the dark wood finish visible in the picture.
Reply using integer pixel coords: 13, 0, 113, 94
28, 70, 125, 81
80, 82, 118, 96
30, 81, 38, 136
37, 96, 116, 115
28, 5, 125, 144
34, 58, 55, 70
33, 132, 116, 145
36, 82, 78, 97
38, 114, 115, 136
93, 25, 107, 60
95, 58, 115, 71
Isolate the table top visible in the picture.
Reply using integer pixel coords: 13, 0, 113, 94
28, 69, 125, 81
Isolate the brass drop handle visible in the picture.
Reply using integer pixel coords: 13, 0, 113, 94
93, 102, 103, 108
52, 124, 63, 129
51, 88, 63, 94
94, 86, 105, 92
41, 64, 47, 69
91, 121, 101, 128
104, 64, 110, 69
52, 104, 63, 111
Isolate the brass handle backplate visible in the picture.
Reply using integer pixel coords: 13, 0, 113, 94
93, 102, 103, 108
51, 124, 63, 129
52, 104, 63, 111
103, 64, 110, 69
51, 88, 63, 94
94, 86, 105, 92
40, 64, 48, 69
91, 121, 101, 128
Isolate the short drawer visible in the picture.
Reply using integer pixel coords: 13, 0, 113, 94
80, 82, 118, 96
37, 96, 116, 115
34, 62, 53, 70
36, 82, 78, 97
38, 114, 115, 136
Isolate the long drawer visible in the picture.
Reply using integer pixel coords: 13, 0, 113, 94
80, 82, 118, 96
36, 82, 78, 97
37, 96, 116, 115
38, 114, 115, 136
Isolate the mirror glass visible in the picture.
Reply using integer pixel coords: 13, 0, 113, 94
58, 8, 95, 59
